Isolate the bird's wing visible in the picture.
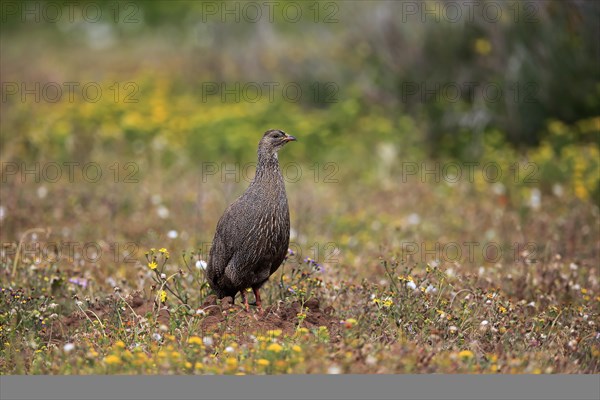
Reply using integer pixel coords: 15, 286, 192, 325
206, 203, 237, 283
207, 197, 252, 281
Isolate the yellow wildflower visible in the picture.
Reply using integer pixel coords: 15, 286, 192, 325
291, 345, 302, 353
148, 261, 158, 270
458, 350, 474, 360
133, 352, 148, 366
158, 290, 167, 303
165, 334, 176, 342
267, 343, 283, 353
225, 357, 238, 369
257, 359, 270, 366
474, 38, 492, 56
104, 355, 121, 365
188, 336, 203, 346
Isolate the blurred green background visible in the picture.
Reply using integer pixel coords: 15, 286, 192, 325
2, 2, 599, 161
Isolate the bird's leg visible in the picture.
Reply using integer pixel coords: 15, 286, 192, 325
252, 287, 262, 311
240, 290, 249, 312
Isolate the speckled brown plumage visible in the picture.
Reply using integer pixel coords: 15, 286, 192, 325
206, 129, 296, 310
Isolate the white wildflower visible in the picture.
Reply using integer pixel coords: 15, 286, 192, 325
406, 213, 420, 225
327, 365, 342, 374
569, 263, 578, 271
157, 205, 170, 219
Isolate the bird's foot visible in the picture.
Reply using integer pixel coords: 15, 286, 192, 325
252, 287, 262, 310
247, 301, 264, 316
240, 291, 250, 312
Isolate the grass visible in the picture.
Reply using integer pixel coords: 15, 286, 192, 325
1, 150, 598, 374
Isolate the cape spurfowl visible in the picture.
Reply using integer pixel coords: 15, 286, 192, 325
206, 129, 296, 310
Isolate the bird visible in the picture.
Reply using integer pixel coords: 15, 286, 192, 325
206, 129, 297, 311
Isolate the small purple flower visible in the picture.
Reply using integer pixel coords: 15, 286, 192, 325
69, 277, 88, 288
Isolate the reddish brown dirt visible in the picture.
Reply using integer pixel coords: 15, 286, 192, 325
195, 295, 342, 343
48, 293, 342, 344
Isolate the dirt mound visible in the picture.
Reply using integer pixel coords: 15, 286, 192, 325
196, 295, 341, 343
50, 293, 341, 343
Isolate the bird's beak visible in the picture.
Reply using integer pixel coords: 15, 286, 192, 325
284, 135, 297, 142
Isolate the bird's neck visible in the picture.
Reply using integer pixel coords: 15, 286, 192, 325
254, 150, 283, 185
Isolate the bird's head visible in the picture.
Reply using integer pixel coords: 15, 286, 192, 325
258, 129, 297, 157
